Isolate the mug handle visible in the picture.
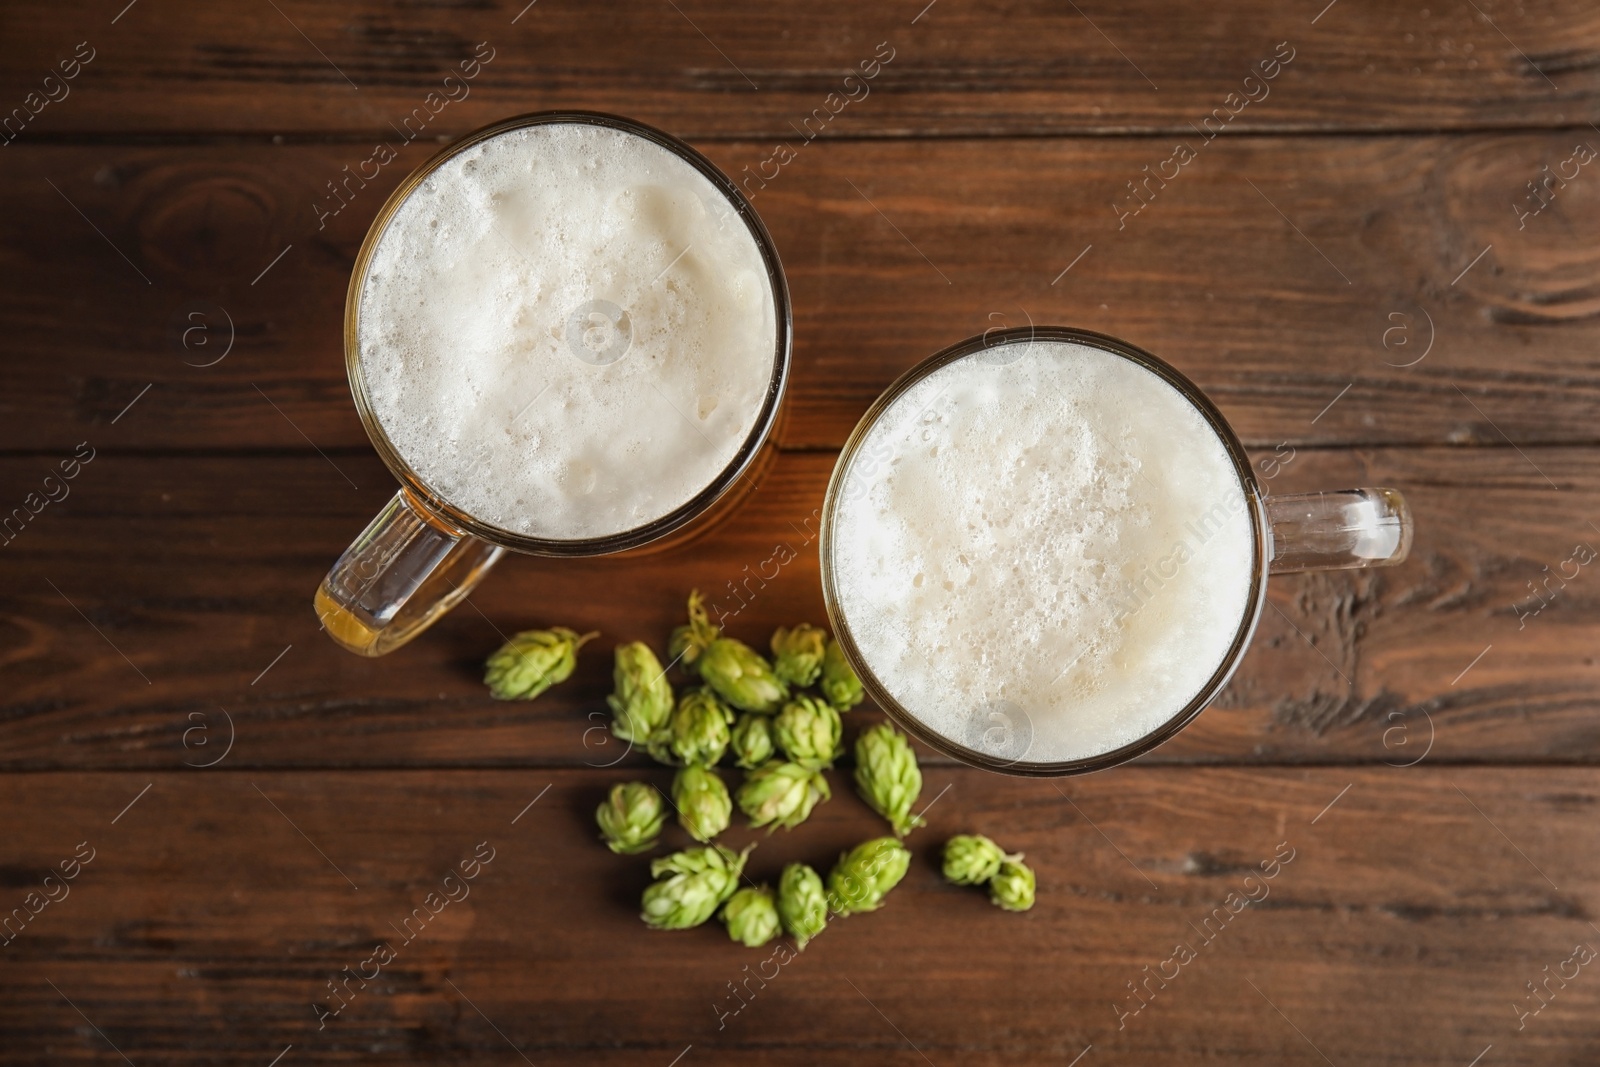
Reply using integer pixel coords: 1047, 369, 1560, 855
1265, 488, 1413, 573
314, 488, 504, 656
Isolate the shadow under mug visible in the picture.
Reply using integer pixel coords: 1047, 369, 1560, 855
314, 112, 793, 656
819, 326, 1414, 778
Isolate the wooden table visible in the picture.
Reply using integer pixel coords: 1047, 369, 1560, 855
3, 2, 1599, 1063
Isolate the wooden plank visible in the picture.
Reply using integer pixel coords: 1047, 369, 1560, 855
2, 1, 1597, 138
0, 447, 1595, 770
0, 766, 1593, 1064
4, 133, 1599, 452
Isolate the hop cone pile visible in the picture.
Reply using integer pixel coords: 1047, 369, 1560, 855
570, 597, 1036, 947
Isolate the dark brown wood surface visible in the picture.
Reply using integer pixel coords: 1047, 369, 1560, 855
7, 134, 1600, 451
3, 768, 1598, 1065
1, 448, 1597, 771
5, 0, 1600, 135
3, 1, 1600, 1065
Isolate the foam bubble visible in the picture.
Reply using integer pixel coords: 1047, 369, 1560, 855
357, 122, 777, 542
829, 339, 1257, 765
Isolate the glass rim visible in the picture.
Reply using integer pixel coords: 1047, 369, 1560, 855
819, 325, 1272, 778
343, 109, 793, 557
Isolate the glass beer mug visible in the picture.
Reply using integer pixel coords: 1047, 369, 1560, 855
314, 112, 791, 656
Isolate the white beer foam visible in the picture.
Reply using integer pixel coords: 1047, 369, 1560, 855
357, 122, 777, 541
830, 339, 1256, 765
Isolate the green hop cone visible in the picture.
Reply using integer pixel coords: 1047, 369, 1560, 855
770, 624, 828, 688
641, 843, 753, 930
720, 884, 781, 948
666, 588, 716, 668
989, 855, 1037, 912
730, 712, 776, 770
774, 695, 843, 769
647, 688, 733, 767
826, 836, 912, 917
736, 761, 830, 831
853, 723, 926, 838
698, 639, 789, 714
483, 627, 598, 701
606, 641, 673, 744
777, 862, 828, 951
673, 765, 732, 843
668, 591, 789, 713
595, 781, 666, 856
819, 638, 864, 711
941, 834, 1005, 885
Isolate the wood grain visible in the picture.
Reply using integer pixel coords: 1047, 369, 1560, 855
4, 133, 1599, 453
0, 767, 1594, 1065
2, 0, 1597, 138
4, 4, 1600, 1064
1, 447, 1593, 770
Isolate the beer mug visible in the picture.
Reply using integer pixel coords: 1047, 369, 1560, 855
821, 326, 1413, 776
315, 112, 791, 655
